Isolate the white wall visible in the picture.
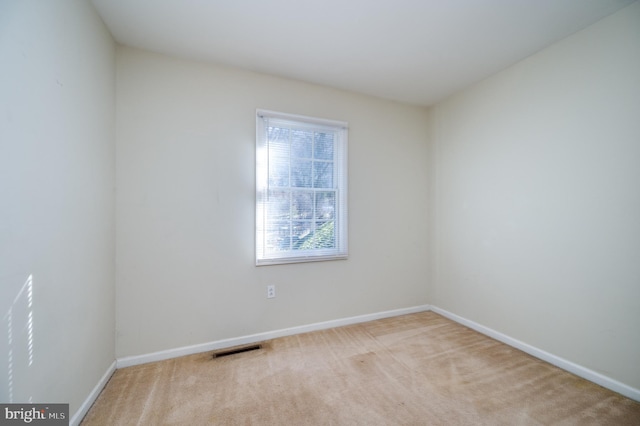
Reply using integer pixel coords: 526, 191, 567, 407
428, 2, 640, 390
115, 47, 430, 358
0, 0, 115, 417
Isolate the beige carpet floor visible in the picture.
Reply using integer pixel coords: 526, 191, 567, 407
82, 312, 640, 425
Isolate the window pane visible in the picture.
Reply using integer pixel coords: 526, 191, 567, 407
291, 159, 312, 188
268, 128, 290, 187
268, 157, 289, 187
315, 221, 335, 248
291, 129, 312, 158
266, 222, 291, 252
292, 221, 312, 249
315, 191, 335, 220
267, 190, 290, 220
298, 221, 335, 250
268, 126, 289, 143
314, 132, 334, 160
313, 161, 333, 188
292, 191, 313, 220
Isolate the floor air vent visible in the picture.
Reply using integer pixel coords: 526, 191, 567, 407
212, 344, 262, 359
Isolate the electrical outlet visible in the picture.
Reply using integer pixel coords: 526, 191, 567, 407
267, 285, 276, 299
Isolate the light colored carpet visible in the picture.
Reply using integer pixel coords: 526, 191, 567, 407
82, 312, 640, 425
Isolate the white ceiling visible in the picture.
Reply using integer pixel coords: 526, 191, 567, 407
91, 0, 635, 107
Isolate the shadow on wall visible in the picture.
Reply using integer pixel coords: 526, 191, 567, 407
1, 274, 35, 403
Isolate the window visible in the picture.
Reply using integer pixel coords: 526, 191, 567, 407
256, 109, 348, 265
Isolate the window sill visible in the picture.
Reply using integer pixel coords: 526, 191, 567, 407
256, 254, 348, 266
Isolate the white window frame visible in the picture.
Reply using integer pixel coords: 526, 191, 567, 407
256, 109, 348, 266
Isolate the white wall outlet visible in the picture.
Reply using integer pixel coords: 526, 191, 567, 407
267, 285, 275, 299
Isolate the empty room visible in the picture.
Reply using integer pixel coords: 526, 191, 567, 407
1, 0, 639, 424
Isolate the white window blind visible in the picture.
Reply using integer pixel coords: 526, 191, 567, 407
256, 109, 348, 265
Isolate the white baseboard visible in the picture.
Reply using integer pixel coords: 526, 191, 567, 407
430, 306, 640, 402
117, 304, 432, 369
70, 360, 116, 426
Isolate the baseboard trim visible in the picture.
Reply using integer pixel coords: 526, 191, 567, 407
70, 360, 116, 426
430, 306, 640, 402
117, 304, 431, 369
